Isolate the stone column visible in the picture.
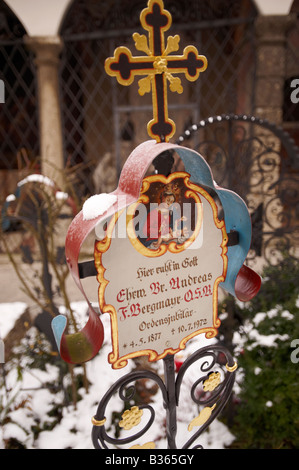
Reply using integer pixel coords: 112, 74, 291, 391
254, 15, 296, 124
25, 36, 65, 189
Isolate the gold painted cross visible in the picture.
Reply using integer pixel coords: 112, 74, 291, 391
105, 0, 208, 143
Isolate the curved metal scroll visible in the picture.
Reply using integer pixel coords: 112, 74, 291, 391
176, 344, 236, 449
91, 369, 167, 449
91, 344, 237, 449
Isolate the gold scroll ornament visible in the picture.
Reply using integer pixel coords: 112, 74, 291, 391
188, 404, 217, 432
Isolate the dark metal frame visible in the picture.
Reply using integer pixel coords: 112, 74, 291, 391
91, 345, 236, 449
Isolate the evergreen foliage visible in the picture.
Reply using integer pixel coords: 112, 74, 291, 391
226, 255, 299, 449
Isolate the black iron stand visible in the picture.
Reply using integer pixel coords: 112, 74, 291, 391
91, 344, 237, 449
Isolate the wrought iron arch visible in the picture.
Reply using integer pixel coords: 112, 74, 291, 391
176, 113, 299, 266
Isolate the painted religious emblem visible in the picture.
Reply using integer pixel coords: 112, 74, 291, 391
105, 0, 207, 143
94, 172, 227, 368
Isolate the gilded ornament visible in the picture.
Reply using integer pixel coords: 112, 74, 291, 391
130, 441, 156, 449
133, 32, 151, 55
225, 362, 238, 372
167, 75, 183, 93
119, 406, 143, 430
153, 56, 168, 74
203, 372, 221, 392
138, 76, 152, 96
164, 35, 180, 55
91, 416, 106, 427
188, 404, 216, 431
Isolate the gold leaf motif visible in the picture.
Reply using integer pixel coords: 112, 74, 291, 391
188, 404, 216, 431
153, 57, 168, 74
203, 372, 221, 392
164, 35, 180, 56
119, 406, 143, 430
133, 33, 151, 56
138, 76, 152, 96
130, 441, 156, 449
226, 362, 238, 373
91, 416, 106, 427
167, 75, 183, 94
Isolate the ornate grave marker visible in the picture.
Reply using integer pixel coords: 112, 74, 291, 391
52, 0, 261, 449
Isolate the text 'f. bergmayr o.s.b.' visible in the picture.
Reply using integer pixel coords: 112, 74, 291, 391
51, 0, 261, 450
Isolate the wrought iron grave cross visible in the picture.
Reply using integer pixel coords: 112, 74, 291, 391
105, 0, 208, 143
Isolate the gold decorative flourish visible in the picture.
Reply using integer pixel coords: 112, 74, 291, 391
153, 56, 168, 74
166, 74, 183, 93
203, 372, 221, 392
225, 362, 238, 373
91, 416, 106, 427
130, 441, 156, 449
163, 35, 180, 56
133, 32, 151, 55
119, 406, 143, 430
138, 76, 152, 96
188, 404, 216, 431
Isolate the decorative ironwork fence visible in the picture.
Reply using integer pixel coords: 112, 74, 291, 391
176, 114, 299, 267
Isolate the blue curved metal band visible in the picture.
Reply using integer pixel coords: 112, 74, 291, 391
51, 315, 67, 353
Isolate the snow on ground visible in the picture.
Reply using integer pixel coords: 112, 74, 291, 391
0, 301, 235, 449
0, 302, 27, 338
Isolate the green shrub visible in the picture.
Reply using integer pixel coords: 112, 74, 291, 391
222, 255, 299, 449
